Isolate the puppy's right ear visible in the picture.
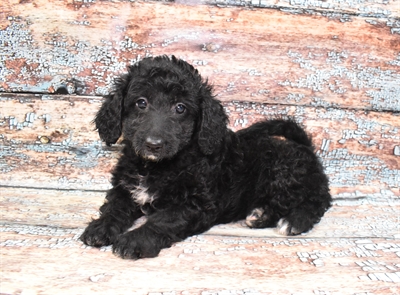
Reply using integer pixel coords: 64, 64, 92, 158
94, 75, 128, 146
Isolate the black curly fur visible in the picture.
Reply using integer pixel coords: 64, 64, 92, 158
81, 55, 332, 259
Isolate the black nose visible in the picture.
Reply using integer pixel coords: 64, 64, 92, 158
145, 137, 163, 152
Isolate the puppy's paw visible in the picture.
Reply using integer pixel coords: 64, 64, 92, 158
276, 216, 312, 236
276, 218, 297, 236
80, 218, 121, 247
246, 208, 268, 228
245, 206, 278, 229
112, 229, 162, 259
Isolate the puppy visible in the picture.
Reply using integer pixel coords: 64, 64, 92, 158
80, 55, 331, 259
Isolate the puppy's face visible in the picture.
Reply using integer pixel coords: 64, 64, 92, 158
122, 80, 200, 161
95, 56, 227, 158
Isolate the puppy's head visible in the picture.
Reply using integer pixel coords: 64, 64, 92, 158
95, 55, 228, 161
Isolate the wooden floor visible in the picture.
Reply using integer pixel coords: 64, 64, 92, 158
1, 187, 400, 294
1, 0, 399, 294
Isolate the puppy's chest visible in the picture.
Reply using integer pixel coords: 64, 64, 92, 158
125, 170, 194, 209
131, 182, 154, 206
128, 175, 170, 210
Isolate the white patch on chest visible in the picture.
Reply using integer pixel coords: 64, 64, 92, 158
131, 183, 154, 206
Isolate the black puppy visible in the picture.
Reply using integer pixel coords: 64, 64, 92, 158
81, 55, 331, 259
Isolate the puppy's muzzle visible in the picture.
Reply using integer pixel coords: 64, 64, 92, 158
144, 137, 164, 160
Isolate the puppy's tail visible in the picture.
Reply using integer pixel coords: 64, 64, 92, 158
252, 119, 313, 148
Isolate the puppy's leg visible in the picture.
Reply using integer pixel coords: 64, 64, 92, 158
80, 186, 143, 247
112, 206, 213, 259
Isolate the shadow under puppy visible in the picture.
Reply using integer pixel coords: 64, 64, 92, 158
80, 55, 331, 259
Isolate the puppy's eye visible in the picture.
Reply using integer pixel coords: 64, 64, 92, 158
175, 103, 186, 114
136, 98, 148, 110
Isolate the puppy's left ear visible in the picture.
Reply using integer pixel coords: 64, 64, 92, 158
94, 75, 128, 146
198, 86, 228, 155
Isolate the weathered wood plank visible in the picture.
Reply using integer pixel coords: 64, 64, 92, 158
0, 94, 400, 195
1, 187, 399, 238
1, 94, 399, 192
0, 188, 101, 228
1, 227, 399, 294
242, 0, 400, 18
1, 1, 399, 110
1, 1, 399, 294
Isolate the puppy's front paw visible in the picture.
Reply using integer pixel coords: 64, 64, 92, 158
112, 228, 162, 259
80, 218, 121, 247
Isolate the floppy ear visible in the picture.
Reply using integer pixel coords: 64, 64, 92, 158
94, 75, 128, 146
198, 87, 228, 155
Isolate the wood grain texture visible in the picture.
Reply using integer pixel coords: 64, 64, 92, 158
1, 93, 399, 193
1, 187, 399, 238
241, 0, 400, 17
1, 180, 399, 293
1, 228, 400, 294
1, 0, 399, 111
1, 1, 399, 294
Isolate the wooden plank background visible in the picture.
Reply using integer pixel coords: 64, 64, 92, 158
1, 0, 400, 111
1, 0, 399, 294
1, 93, 399, 194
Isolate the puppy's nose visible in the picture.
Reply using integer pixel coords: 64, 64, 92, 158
145, 137, 163, 151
